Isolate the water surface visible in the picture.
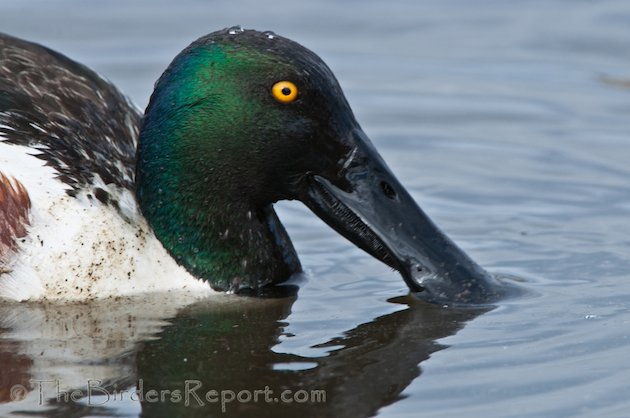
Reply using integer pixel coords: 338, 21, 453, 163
2, 1, 630, 417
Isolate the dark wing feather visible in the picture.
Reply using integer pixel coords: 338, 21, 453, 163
0, 33, 141, 203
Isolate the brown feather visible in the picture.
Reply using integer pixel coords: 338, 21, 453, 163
0, 173, 31, 267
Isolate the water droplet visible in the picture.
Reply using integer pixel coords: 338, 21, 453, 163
228, 25, 244, 35
263, 30, 276, 39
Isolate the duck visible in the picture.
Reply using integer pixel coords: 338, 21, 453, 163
0, 27, 504, 303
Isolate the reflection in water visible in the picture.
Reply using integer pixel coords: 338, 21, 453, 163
0, 292, 488, 417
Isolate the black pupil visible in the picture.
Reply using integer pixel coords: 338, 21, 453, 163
281, 87, 292, 96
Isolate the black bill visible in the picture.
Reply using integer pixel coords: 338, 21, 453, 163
302, 129, 509, 305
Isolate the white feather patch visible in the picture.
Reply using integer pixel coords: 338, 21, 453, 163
0, 142, 216, 301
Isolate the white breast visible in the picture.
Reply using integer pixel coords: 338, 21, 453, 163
0, 143, 216, 301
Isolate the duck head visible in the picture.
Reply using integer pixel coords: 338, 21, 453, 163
136, 27, 504, 304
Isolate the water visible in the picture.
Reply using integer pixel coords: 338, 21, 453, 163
2, 0, 630, 416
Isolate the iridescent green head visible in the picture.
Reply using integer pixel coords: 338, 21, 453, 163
137, 27, 502, 304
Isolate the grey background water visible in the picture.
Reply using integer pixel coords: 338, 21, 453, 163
1, 0, 630, 417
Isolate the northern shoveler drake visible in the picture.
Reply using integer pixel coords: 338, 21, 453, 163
0, 27, 504, 303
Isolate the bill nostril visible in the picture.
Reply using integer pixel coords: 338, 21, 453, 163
380, 181, 397, 200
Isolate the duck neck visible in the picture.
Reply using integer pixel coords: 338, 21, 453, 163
139, 183, 297, 291
135, 122, 300, 292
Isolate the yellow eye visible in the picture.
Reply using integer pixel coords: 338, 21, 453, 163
271, 81, 298, 103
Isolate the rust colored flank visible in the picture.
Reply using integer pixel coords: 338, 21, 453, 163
0, 173, 31, 260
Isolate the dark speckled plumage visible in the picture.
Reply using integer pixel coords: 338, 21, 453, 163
0, 33, 140, 208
